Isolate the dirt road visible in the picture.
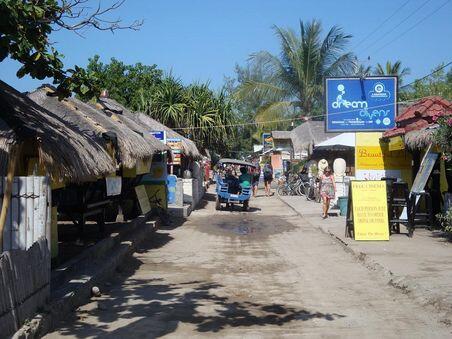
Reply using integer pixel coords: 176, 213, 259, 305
45, 192, 451, 338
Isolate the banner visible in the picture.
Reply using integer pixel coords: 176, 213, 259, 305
325, 77, 397, 132
167, 138, 182, 165
150, 130, 166, 143
351, 181, 389, 241
262, 133, 273, 151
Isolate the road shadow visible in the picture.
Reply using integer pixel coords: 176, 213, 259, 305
53, 269, 346, 338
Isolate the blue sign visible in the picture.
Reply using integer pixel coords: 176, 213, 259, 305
150, 130, 166, 143
325, 77, 397, 132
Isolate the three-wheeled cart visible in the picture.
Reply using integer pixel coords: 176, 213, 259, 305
215, 158, 256, 211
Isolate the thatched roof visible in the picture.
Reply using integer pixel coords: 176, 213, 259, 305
97, 97, 202, 160
95, 98, 169, 155
0, 80, 115, 182
28, 86, 166, 169
272, 130, 292, 140
291, 120, 339, 153
404, 125, 437, 150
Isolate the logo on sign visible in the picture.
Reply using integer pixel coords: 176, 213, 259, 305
331, 84, 368, 109
369, 82, 390, 99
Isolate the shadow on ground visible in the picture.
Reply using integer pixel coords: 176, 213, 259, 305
54, 273, 345, 338
51, 229, 345, 338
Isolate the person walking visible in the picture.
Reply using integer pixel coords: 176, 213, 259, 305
319, 166, 335, 218
252, 165, 260, 197
263, 163, 273, 197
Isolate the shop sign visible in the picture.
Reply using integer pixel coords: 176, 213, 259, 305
388, 136, 405, 151
325, 77, 397, 132
262, 133, 273, 151
355, 132, 410, 180
167, 138, 182, 165
350, 181, 389, 241
150, 130, 166, 143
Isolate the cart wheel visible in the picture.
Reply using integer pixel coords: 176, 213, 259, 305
243, 200, 249, 211
215, 197, 221, 210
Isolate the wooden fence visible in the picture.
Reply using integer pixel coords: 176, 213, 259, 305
0, 237, 50, 337
1, 176, 51, 251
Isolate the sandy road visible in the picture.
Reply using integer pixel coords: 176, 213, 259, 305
45, 192, 451, 338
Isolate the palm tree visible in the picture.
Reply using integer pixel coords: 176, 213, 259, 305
374, 60, 410, 85
235, 20, 356, 120
141, 74, 186, 128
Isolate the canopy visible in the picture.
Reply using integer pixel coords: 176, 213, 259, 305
314, 133, 355, 151
218, 158, 257, 168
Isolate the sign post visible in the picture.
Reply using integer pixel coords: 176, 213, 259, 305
346, 180, 389, 241
325, 77, 397, 132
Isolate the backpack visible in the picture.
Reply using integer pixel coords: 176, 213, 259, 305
263, 166, 272, 178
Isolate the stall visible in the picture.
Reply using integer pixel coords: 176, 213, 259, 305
0, 80, 116, 258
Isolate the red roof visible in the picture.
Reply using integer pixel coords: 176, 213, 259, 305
383, 96, 452, 138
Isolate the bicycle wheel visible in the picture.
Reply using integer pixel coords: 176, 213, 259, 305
297, 182, 306, 196
277, 185, 288, 196
305, 183, 314, 201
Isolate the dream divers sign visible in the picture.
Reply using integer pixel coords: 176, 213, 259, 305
325, 76, 397, 132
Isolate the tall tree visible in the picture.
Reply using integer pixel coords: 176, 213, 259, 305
374, 60, 410, 85
0, 0, 141, 98
81, 55, 163, 109
235, 20, 356, 120
400, 63, 452, 100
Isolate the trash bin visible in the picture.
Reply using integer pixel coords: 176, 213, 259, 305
337, 196, 348, 216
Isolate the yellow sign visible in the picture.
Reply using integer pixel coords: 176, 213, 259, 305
388, 136, 405, 151
351, 181, 389, 241
356, 133, 410, 170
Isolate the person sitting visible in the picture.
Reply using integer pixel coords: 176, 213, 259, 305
225, 167, 240, 194
239, 166, 253, 190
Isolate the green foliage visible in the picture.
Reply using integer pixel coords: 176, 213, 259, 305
84, 58, 236, 154
374, 60, 410, 85
432, 115, 452, 163
436, 207, 452, 235
80, 55, 163, 108
234, 20, 356, 120
0, 0, 140, 98
400, 64, 452, 101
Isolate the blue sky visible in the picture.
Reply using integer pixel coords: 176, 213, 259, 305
1, 0, 451, 92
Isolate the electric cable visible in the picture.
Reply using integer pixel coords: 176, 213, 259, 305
400, 61, 452, 89
369, 0, 451, 57
352, 0, 410, 50
358, 0, 433, 55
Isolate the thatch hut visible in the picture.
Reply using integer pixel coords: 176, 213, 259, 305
290, 121, 339, 156
28, 86, 168, 170
96, 97, 202, 160
0, 81, 115, 182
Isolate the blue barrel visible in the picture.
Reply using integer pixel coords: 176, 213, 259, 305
167, 174, 177, 204
337, 196, 348, 216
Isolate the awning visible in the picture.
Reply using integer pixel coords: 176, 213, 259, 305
314, 133, 355, 151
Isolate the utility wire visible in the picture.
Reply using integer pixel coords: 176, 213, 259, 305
359, 0, 433, 55
369, 0, 451, 57
352, 0, 410, 50
400, 61, 452, 89
172, 98, 423, 131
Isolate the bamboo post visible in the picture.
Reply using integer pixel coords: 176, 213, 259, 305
0, 145, 18, 252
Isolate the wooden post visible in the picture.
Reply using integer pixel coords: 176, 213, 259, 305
0, 145, 19, 252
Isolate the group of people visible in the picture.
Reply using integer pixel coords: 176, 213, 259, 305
222, 163, 275, 197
